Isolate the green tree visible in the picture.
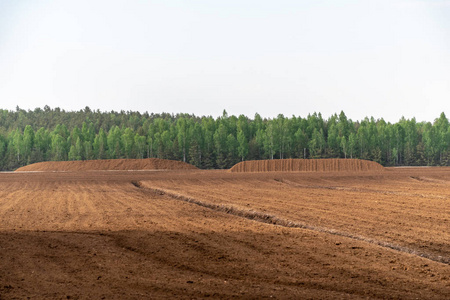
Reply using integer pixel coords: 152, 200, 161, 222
23, 125, 35, 163
177, 117, 190, 162
326, 116, 340, 157
68, 145, 77, 161
122, 128, 135, 158
75, 137, 84, 160
134, 133, 146, 159
33, 127, 50, 162
51, 134, 67, 161
93, 128, 108, 159
188, 123, 203, 167
107, 126, 122, 158
214, 124, 228, 168
308, 128, 326, 158
226, 133, 238, 167
161, 130, 173, 159
294, 128, 308, 159
11, 129, 24, 164
84, 140, 94, 160
435, 112, 449, 164
273, 114, 289, 159
237, 128, 248, 161
264, 122, 276, 160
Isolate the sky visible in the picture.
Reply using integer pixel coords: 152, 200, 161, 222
0, 0, 449, 123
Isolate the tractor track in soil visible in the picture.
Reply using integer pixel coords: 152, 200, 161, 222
134, 181, 450, 265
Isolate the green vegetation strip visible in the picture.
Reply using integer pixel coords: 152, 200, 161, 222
4, 107, 450, 171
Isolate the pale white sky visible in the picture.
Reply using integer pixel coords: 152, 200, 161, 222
0, 0, 449, 122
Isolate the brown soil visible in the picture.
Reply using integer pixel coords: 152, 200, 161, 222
0, 167, 449, 299
15, 158, 198, 172
230, 158, 384, 172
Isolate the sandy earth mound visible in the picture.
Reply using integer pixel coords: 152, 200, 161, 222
230, 158, 384, 172
15, 158, 198, 172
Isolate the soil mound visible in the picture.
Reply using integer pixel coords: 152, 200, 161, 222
230, 158, 384, 173
15, 158, 198, 172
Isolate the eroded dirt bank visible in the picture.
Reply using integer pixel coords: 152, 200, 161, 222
230, 158, 384, 172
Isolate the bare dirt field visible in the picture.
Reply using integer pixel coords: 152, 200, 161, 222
1, 165, 449, 299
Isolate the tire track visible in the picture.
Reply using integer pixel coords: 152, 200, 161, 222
145, 178, 446, 245
134, 181, 450, 266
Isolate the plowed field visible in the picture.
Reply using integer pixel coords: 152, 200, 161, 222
0, 168, 449, 299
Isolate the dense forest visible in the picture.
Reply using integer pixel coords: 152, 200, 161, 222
0, 106, 449, 170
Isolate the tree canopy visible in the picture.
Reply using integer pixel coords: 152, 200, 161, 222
1, 106, 449, 170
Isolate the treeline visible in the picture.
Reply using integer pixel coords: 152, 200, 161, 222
1, 106, 449, 170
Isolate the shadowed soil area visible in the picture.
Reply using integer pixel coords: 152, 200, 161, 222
0, 168, 449, 299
